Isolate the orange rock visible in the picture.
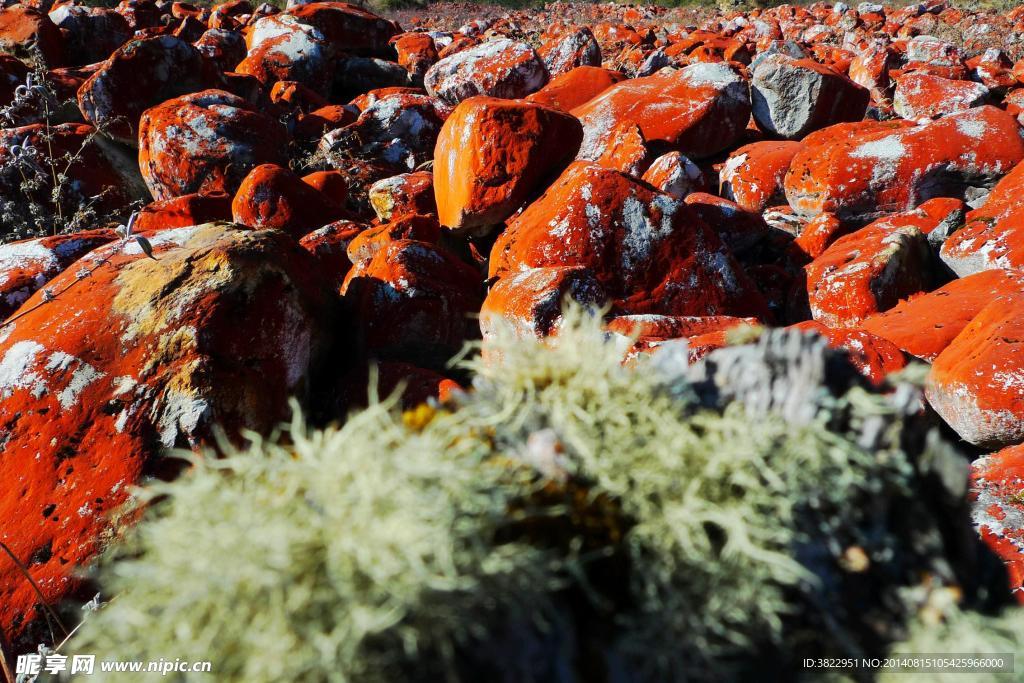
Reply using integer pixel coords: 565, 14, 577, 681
424, 38, 548, 104
232, 164, 346, 238
287, 2, 399, 57
862, 269, 1024, 362
970, 444, 1024, 601
139, 89, 288, 201
607, 313, 757, 361
433, 96, 582, 234
537, 26, 601, 77
785, 107, 1024, 222
849, 42, 898, 108
391, 32, 438, 81
346, 213, 440, 263
342, 239, 481, 360
751, 54, 869, 140
941, 161, 1024, 276
293, 104, 359, 143
683, 192, 768, 254
589, 119, 649, 176
719, 141, 802, 213
47, 4, 129, 67
641, 151, 705, 200
526, 65, 625, 112
298, 219, 366, 287
78, 35, 224, 145
301, 170, 349, 210
790, 320, 907, 385
805, 213, 934, 328
893, 72, 989, 121
0, 230, 116, 320
927, 293, 1024, 449
194, 27, 247, 73
135, 192, 233, 232
490, 161, 769, 320
480, 266, 607, 345
0, 5, 63, 68
270, 80, 329, 113
239, 19, 335, 94
572, 62, 751, 161
368, 171, 436, 221
792, 212, 852, 260
0, 223, 333, 645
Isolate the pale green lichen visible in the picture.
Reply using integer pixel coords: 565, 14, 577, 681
70, 305, 1023, 682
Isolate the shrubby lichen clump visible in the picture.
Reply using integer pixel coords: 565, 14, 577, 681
72, 307, 1022, 681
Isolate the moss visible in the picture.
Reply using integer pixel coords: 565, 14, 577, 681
72, 305, 1021, 681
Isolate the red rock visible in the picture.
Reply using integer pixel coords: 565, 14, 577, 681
525, 65, 625, 112
589, 118, 649, 176
970, 444, 1024, 600
293, 104, 358, 143
1005, 88, 1024, 120
436, 35, 477, 60
849, 42, 898, 108
791, 320, 907, 384
792, 212, 852, 260
927, 294, 1024, 449
893, 72, 989, 121
967, 49, 1017, 93
368, 171, 436, 221
319, 92, 445, 170
607, 313, 757, 361
232, 164, 346, 238
270, 79, 328, 113
298, 219, 366, 287
346, 213, 440, 264
573, 62, 751, 162
47, 4, 129, 67
537, 26, 601, 77
490, 161, 769, 320
342, 239, 481, 359
861, 269, 1024, 362
751, 54, 869, 140
0, 223, 332, 645
641, 151, 705, 200
941, 161, 1024, 276
194, 27, 248, 74
139, 89, 288, 201
114, 0, 162, 31
433, 96, 582, 234
424, 37, 548, 105
134, 191, 233, 232
0, 230, 116, 321
0, 122, 144, 222
0, 5, 63, 68
805, 213, 933, 328
301, 170, 349, 209
719, 141, 802, 213
785, 107, 1024, 222
392, 32, 438, 81
683, 192, 768, 254
77, 35, 225, 145
349, 86, 425, 111
480, 266, 607, 345
287, 2, 399, 57
237, 18, 333, 95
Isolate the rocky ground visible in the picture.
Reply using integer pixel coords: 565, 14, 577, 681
2, 0, 1024, 668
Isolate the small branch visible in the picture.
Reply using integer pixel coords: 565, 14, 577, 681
0, 629, 14, 683
0, 541, 68, 640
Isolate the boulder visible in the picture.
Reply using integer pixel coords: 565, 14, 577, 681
433, 96, 582, 234
785, 106, 1024, 221
862, 268, 1024, 361
237, 17, 334, 95
893, 73, 989, 121
537, 26, 601, 77
490, 161, 769, 320
573, 62, 751, 161
641, 152, 705, 200
424, 38, 548, 105
138, 89, 288, 201
941, 161, 1024, 276
526, 65, 625, 112
0, 223, 333, 645
720, 141, 803, 213
805, 213, 933, 328
231, 164, 345, 238
368, 171, 436, 222
970, 444, 1024, 599
927, 294, 1024, 449
0, 5, 63, 68
790, 320, 907, 385
751, 54, 869, 140
77, 35, 225, 145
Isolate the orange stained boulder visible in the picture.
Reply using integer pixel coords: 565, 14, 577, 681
489, 161, 769, 320
525, 65, 626, 112
231, 164, 346, 238
719, 140, 803, 213
785, 106, 1024, 222
927, 293, 1024, 449
790, 320, 907, 385
433, 96, 582, 234
970, 444, 1024, 601
942, 161, 1024, 276
572, 61, 751, 161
